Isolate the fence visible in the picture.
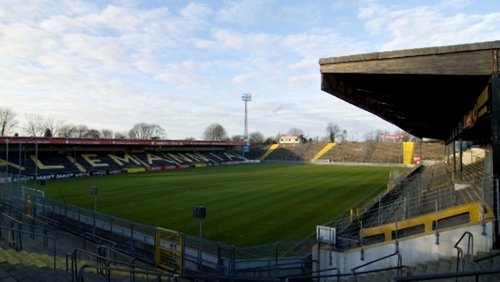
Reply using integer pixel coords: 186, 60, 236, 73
1, 159, 495, 278
317, 161, 496, 250
0, 171, 312, 279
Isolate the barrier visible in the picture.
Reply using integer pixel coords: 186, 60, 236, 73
155, 227, 183, 273
361, 201, 494, 241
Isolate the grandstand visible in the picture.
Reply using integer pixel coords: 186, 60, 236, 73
0, 137, 246, 180
313, 40, 500, 281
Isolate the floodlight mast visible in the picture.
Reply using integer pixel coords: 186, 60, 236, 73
241, 93, 252, 143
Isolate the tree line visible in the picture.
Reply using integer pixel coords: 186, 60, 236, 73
0, 107, 414, 144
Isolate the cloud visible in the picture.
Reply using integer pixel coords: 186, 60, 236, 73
358, 2, 500, 50
217, 0, 268, 26
233, 72, 260, 84
288, 74, 319, 87
4, 0, 496, 140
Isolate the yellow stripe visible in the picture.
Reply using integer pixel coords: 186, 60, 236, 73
402, 142, 414, 165
361, 201, 494, 241
259, 144, 279, 160
311, 142, 336, 161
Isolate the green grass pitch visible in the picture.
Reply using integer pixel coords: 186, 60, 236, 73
46, 163, 397, 245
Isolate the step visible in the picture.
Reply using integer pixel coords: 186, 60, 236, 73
4, 249, 45, 268
437, 259, 453, 273
0, 248, 21, 265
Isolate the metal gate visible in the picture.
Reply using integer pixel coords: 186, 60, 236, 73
155, 227, 183, 273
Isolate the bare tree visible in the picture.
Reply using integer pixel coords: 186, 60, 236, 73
264, 136, 277, 145
326, 123, 342, 142
341, 129, 348, 142
128, 122, 166, 139
232, 135, 244, 141
0, 107, 17, 136
24, 115, 44, 137
203, 123, 227, 141
114, 131, 127, 139
364, 129, 388, 142
58, 124, 78, 138
75, 125, 89, 138
249, 131, 264, 146
38, 117, 61, 137
287, 128, 303, 136
84, 129, 101, 139
101, 129, 113, 139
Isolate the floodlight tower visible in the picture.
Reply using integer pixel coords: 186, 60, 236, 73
241, 93, 252, 143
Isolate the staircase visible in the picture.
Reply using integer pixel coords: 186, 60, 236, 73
311, 142, 335, 161
0, 201, 172, 282
338, 252, 500, 282
258, 144, 279, 160
0, 245, 71, 281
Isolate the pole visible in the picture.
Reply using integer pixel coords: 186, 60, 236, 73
5, 139, 8, 174
93, 192, 97, 237
199, 218, 203, 270
241, 93, 252, 142
18, 143, 21, 178
91, 186, 97, 238
35, 142, 38, 183
490, 72, 500, 248
244, 100, 248, 141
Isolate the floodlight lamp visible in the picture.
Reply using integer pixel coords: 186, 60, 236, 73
241, 93, 252, 101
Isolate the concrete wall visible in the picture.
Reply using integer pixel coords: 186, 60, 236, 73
314, 222, 493, 276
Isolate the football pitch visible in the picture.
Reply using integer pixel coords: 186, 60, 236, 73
46, 163, 398, 245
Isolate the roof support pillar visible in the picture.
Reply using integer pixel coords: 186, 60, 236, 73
490, 72, 500, 248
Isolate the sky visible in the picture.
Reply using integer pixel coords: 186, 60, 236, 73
1, 0, 500, 141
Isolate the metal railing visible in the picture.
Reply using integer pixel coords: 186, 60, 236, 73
282, 266, 340, 282
67, 248, 170, 282
454, 231, 473, 273
1, 159, 496, 277
330, 171, 495, 251
351, 250, 403, 280
0, 221, 58, 269
77, 264, 170, 281
390, 268, 500, 281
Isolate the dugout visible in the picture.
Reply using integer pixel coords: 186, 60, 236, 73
319, 40, 500, 247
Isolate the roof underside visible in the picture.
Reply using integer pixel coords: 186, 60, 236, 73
320, 41, 500, 141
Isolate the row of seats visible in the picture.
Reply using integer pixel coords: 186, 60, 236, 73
0, 150, 246, 179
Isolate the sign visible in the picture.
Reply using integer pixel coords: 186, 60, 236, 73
316, 225, 336, 244
462, 85, 489, 130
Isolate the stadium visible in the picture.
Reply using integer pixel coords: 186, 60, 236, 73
1, 40, 500, 281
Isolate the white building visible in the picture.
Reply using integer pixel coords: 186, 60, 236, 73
279, 135, 301, 144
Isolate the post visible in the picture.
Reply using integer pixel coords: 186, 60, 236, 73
5, 139, 8, 174
90, 186, 98, 238
359, 220, 364, 261
18, 143, 21, 179
435, 199, 440, 245
35, 142, 38, 183
199, 217, 203, 268
490, 72, 500, 247
241, 93, 252, 157
193, 205, 206, 270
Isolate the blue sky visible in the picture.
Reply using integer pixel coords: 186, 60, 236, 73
1, 0, 500, 140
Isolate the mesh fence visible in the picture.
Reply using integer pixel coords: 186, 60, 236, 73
324, 160, 496, 250
0, 172, 312, 277
0, 159, 496, 276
